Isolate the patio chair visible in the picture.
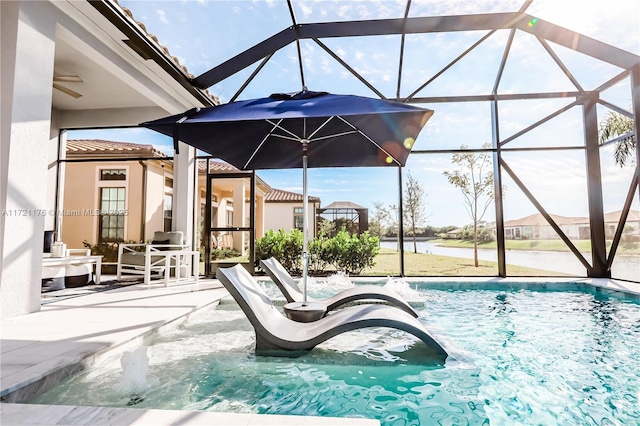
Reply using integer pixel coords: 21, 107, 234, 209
216, 264, 448, 361
259, 257, 419, 317
117, 231, 188, 285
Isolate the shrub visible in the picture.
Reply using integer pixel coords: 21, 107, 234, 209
82, 239, 140, 263
211, 248, 241, 260
255, 229, 303, 272
255, 228, 379, 275
308, 236, 332, 274
333, 230, 380, 274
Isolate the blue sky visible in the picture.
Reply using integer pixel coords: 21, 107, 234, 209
70, 0, 639, 227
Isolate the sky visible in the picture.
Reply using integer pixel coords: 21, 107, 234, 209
69, 0, 640, 227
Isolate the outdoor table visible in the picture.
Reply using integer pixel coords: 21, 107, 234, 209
283, 301, 326, 322
42, 254, 103, 285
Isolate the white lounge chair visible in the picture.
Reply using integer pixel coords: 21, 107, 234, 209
216, 264, 448, 362
260, 257, 419, 317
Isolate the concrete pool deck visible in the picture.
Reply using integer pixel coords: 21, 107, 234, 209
0, 279, 378, 425
1, 275, 637, 425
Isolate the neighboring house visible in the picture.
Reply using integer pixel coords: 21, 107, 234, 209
61, 140, 321, 256
264, 189, 321, 240
442, 228, 463, 239
604, 210, 640, 240
62, 140, 174, 250
504, 211, 640, 240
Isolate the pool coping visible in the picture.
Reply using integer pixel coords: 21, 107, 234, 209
1, 281, 227, 402
256, 275, 640, 299
0, 402, 379, 425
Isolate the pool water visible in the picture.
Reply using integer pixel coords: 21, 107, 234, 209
29, 287, 640, 425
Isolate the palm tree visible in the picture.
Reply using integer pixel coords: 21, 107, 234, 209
598, 111, 636, 167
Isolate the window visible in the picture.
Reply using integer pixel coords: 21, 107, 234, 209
100, 169, 126, 181
164, 177, 173, 232
98, 187, 126, 242
294, 207, 304, 231
163, 194, 173, 232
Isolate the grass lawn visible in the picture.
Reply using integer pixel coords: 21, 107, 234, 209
433, 238, 640, 255
210, 250, 569, 277
362, 248, 568, 277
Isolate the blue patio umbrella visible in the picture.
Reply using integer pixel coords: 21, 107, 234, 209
142, 90, 434, 302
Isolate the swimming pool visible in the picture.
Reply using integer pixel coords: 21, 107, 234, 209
28, 282, 640, 425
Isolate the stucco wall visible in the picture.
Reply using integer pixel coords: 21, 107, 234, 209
264, 202, 316, 240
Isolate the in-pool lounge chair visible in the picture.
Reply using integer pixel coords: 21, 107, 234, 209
216, 264, 448, 362
260, 257, 419, 317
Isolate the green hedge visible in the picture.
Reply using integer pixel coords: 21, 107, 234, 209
256, 228, 380, 275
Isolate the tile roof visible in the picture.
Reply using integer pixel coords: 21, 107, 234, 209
197, 160, 271, 192
503, 213, 584, 227
66, 139, 167, 157
112, 0, 219, 104
604, 209, 640, 222
320, 201, 366, 210
504, 211, 640, 227
197, 160, 240, 173
265, 188, 320, 203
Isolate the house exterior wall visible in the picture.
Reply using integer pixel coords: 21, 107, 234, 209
264, 202, 317, 240
504, 218, 634, 241
61, 161, 171, 249
144, 161, 170, 239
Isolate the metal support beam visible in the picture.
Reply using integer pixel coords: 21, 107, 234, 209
192, 12, 640, 90
632, 64, 640, 202
514, 14, 639, 70
605, 170, 639, 270
405, 91, 582, 104
500, 99, 580, 147
396, 0, 411, 99
398, 166, 405, 277
492, 29, 515, 95
193, 28, 296, 88
313, 39, 386, 99
204, 164, 212, 276
491, 101, 507, 277
502, 161, 593, 273
582, 93, 609, 278
537, 37, 584, 92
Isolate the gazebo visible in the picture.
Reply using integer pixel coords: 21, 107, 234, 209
318, 201, 369, 236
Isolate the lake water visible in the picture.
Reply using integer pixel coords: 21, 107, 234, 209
380, 240, 639, 281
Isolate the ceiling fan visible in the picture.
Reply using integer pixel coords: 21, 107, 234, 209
53, 75, 83, 98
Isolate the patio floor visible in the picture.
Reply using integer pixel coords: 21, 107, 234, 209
0, 278, 377, 426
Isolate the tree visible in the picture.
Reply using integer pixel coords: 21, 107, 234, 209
443, 143, 495, 267
369, 201, 392, 242
598, 111, 636, 167
403, 171, 427, 253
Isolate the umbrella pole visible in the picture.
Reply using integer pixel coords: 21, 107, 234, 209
302, 140, 309, 305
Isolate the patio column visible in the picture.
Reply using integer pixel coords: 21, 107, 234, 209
1, 1, 56, 318
173, 142, 196, 248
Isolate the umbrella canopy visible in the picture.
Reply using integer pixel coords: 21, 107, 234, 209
142, 90, 434, 303
142, 90, 433, 169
